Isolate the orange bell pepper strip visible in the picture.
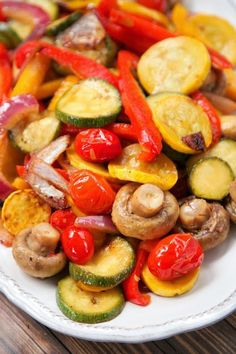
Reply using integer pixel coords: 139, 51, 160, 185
118, 50, 162, 161
0, 44, 12, 104
11, 52, 50, 97
122, 248, 151, 306
191, 91, 222, 145
36, 79, 63, 100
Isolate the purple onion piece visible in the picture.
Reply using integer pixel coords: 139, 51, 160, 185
75, 215, 118, 234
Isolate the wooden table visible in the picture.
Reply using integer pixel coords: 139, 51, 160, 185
0, 293, 235, 354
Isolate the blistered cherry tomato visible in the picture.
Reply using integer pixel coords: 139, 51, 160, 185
61, 226, 94, 264
69, 169, 116, 214
74, 128, 122, 163
148, 234, 204, 281
50, 210, 76, 232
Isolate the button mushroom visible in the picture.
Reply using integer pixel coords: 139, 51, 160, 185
178, 197, 230, 251
225, 179, 236, 222
112, 183, 179, 240
12, 223, 67, 278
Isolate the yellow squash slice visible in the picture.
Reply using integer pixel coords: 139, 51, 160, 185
137, 36, 211, 95
67, 144, 112, 180
142, 264, 200, 297
2, 189, 51, 235
188, 15, 236, 65
148, 93, 212, 153
108, 144, 178, 190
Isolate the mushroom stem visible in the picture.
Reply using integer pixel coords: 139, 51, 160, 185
229, 179, 236, 203
27, 223, 60, 256
179, 198, 211, 231
130, 184, 164, 218
220, 115, 236, 140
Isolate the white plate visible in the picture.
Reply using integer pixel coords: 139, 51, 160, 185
1, 0, 236, 343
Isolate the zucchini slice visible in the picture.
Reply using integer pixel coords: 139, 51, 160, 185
26, 0, 59, 20
108, 144, 178, 190
142, 264, 200, 297
56, 78, 121, 127
138, 36, 211, 95
8, 20, 32, 40
0, 23, 21, 49
57, 277, 125, 324
9, 116, 61, 153
147, 93, 212, 154
189, 157, 234, 200
46, 11, 82, 36
188, 15, 236, 65
187, 139, 236, 177
69, 237, 135, 288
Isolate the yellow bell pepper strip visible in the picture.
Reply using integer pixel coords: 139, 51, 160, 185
1, 1, 50, 41
122, 248, 151, 306
59, 0, 99, 10
191, 91, 222, 145
36, 78, 63, 100
118, 50, 162, 161
48, 75, 78, 111
118, 0, 169, 27
11, 52, 50, 97
0, 43, 12, 104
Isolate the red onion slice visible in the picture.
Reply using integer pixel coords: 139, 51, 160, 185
35, 135, 70, 165
203, 92, 236, 115
29, 157, 69, 194
0, 94, 39, 130
75, 215, 118, 234
26, 169, 68, 210
2, 1, 50, 41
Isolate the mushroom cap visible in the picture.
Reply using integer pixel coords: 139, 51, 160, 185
12, 228, 67, 279
112, 183, 179, 240
179, 197, 230, 251
225, 197, 236, 223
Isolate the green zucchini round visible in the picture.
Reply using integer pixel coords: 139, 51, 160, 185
46, 11, 82, 36
189, 157, 234, 200
56, 78, 122, 128
69, 237, 135, 288
57, 277, 125, 324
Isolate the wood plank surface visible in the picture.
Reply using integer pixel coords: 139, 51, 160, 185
0, 293, 235, 354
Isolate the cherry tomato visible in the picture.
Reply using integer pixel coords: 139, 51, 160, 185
61, 226, 94, 264
50, 210, 76, 232
69, 169, 116, 215
74, 128, 122, 163
147, 234, 204, 281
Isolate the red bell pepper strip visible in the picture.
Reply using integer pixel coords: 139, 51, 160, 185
110, 9, 176, 42
138, 0, 167, 12
15, 41, 42, 69
0, 3, 6, 21
41, 44, 119, 89
191, 91, 222, 145
106, 123, 138, 141
97, 0, 118, 17
207, 47, 233, 70
118, 50, 162, 161
122, 248, 151, 306
97, 12, 155, 54
0, 44, 12, 104
61, 124, 84, 136
14, 41, 119, 88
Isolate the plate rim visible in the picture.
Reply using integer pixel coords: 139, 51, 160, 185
0, 268, 235, 343
1, 0, 236, 344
